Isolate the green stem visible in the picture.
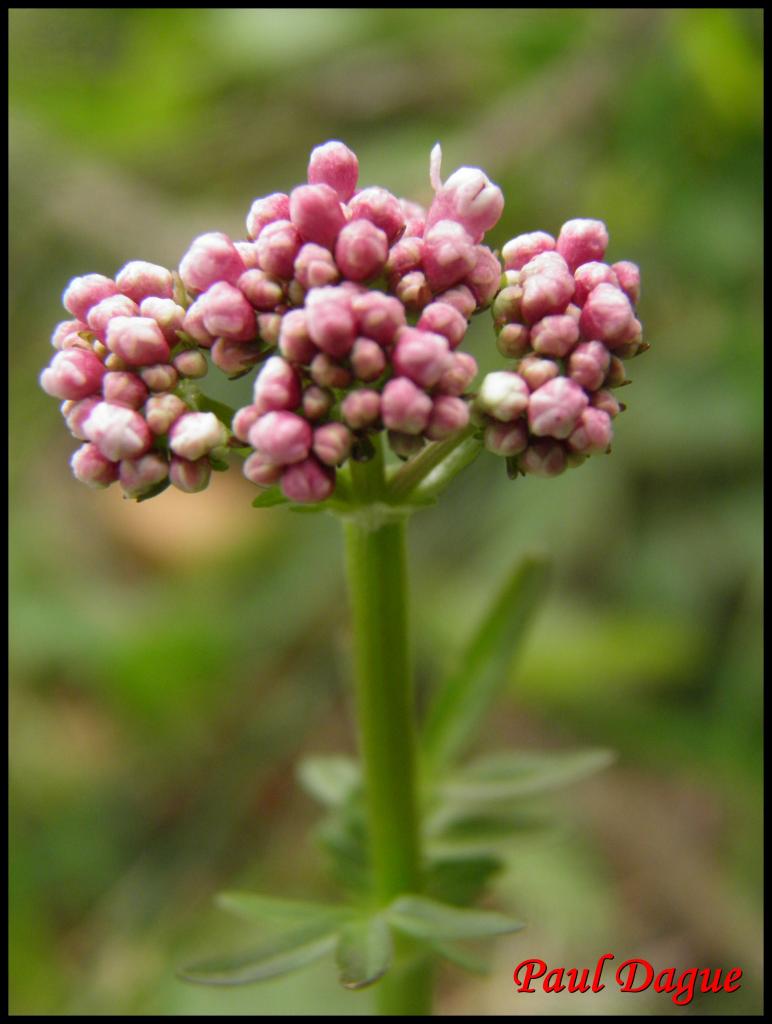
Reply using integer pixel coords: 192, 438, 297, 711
342, 450, 432, 1015
387, 424, 478, 503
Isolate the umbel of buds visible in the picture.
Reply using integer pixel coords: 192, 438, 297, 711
41, 141, 645, 502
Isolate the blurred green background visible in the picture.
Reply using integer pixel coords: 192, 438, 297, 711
9, 8, 763, 1015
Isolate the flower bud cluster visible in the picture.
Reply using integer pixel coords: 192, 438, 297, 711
477, 220, 644, 477
41, 262, 230, 498
42, 141, 645, 505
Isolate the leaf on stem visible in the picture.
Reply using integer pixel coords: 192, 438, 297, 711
297, 755, 361, 807
386, 894, 524, 941
178, 922, 338, 986
439, 748, 616, 805
422, 553, 551, 770
336, 915, 393, 990
216, 891, 351, 928
195, 392, 237, 425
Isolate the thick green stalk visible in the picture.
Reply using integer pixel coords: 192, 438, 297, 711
343, 447, 432, 1014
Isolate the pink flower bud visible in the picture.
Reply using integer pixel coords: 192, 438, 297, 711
351, 292, 406, 346
115, 260, 174, 304
169, 411, 228, 461
392, 327, 452, 388
579, 282, 634, 347
256, 219, 303, 279
243, 450, 283, 487
62, 274, 119, 320
308, 140, 359, 202
280, 457, 335, 503
591, 389, 622, 418
334, 219, 388, 281
530, 313, 580, 358
381, 377, 432, 434
611, 261, 640, 305
568, 340, 611, 391
426, 395, 469, 440
70, 442, 119, 488
567, 407, 613, 454
433, 284, 478, 320
63, 396, 101, 440
179, 232, 246, 294
234, 240, 261, 269
310, 352, 352, 389
484, 420, 528, 457
341, 389, 381, 430
198, 281, 257, 343
105, 316, 170, 366
417, 302, 467, 349
169, 455, 211, 493
293, 243, 340, 290
301, 385, 333, 421
139, 363, 178, 392
86, 295, 139, 339
517, 355, 560, 391
182, 297, 214, 348
238, 268, 285, 311
528, 377, 588, 439
51, 319, 89, 350
400, 198, 426, 238
313, 422, 353, 466
395, 270, 432, 311
278, 308, 317, 364
144, 393, 188, 435
496, 323, 530, 359
573, 261, 620, 306
84, 401, 152, 461
347, 187, 405, 243
253, 356, 301, 412
502, 231, 556, 271
350, 337, 387, 381
465, 245, 502, 308
139, 297, 186, 344
249, 410, 312, 465
305, 286, 356, 357
232, 404, 261, 443
388, 431, 426, 459
476, 371, 530, 422
210, 337, 264, 376
40, 348, 106, 401
556, 218, 609, 273
521, 273, 575, 324
520, 250, 571, 281
426, 155, 504, 242
436, 351, 478, 396
422, 219, 476, 292
520, 439, 567, 476
290, 183, 346, 250
119, 452, 169, 497
385, 237, 423, 283
246, 193, 291, 240
102, 371, 148, 409
257, 312, 282, 346
173, 349, 208, 379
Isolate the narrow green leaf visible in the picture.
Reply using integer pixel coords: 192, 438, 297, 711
297, 756, 360, 807
336, 915, 393, 990
439, 749, 615, 805
195, 392, 237, 425
423, 553, 551, 770
431, 940, 491, 975
216, 891, 351, 927
178, 923, 338, 987
424, 854, 502, 907
134, 478, 171, 503
386, 895, 524, 941
251, 487, 287, 508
